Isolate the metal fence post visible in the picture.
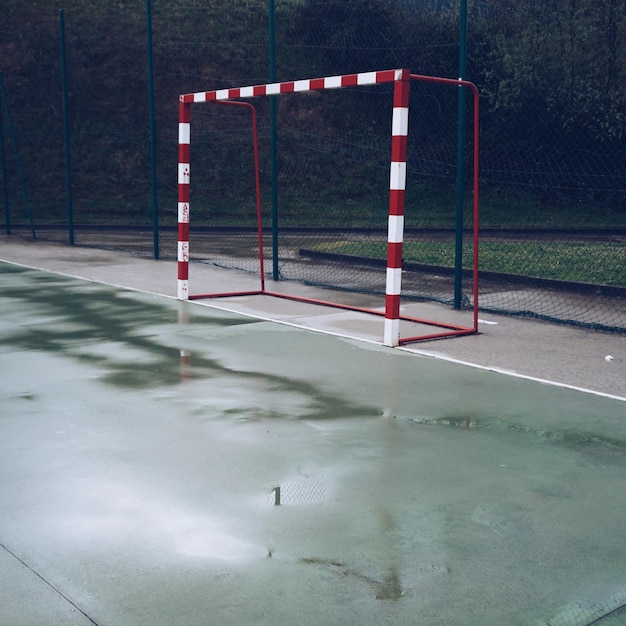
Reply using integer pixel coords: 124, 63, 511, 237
146, 0, 159, 259
0, 88, 10, 235
269, 0, 279, 280
454, 0, 468, 309
59, 9, 74, 245
0, 72, 35, 239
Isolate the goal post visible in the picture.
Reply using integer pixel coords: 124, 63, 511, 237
177, 69, 480, 347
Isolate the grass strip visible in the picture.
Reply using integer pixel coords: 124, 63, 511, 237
312, 240, 626, 287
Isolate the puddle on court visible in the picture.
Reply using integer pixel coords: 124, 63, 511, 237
1, 263, 625, 625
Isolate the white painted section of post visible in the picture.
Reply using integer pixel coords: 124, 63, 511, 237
386, 267, 402, 296
294, 79, 311, 92
324, 75, 343, 89
358, 72, 377, 85
389, 162, 406, 190
388, 215, 404, 243
392, 107, 409, 136
384, 318, 400, 347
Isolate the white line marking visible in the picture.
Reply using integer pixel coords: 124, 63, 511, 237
2, 259, 624, 403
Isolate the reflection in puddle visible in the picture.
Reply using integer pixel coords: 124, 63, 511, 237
173, 520, 259, 561
59, 480, 262, 562
2, 265, 626, 624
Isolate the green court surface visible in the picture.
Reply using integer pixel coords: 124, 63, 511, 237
1, 262, 625, 625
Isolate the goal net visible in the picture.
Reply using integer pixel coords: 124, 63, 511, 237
177, 69, 479, 346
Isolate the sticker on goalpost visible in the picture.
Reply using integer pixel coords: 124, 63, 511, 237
178, 241, 189, 263
178, 203, 189, 223
178, 163, 190, 184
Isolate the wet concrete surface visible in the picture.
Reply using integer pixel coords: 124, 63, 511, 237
0, 246, 626, 625
0, 237, 624, 400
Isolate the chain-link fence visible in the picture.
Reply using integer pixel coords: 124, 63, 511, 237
1, 0, 624, 332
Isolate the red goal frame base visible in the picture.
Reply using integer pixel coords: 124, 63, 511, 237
178, 69, 479, 347
188, 288, 477, 346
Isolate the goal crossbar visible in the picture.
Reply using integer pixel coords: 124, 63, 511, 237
178, 68, 480, 346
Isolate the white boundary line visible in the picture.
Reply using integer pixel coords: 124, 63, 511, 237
202, 304, 626, 402
398, 346, 626, 403
2, 258, 625, 403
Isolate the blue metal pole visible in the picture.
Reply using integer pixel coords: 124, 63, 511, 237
453, 0, 468, 309
59, 9, 74, 245
146, 0, 160, 259
269, 0, 279, 280
0, 87, 10, 235
0, 71, 36, 239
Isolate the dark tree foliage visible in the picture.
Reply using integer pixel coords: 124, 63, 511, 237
0, 0, 624, 214
471, 0, 625, 145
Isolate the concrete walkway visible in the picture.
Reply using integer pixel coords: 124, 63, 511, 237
0, 237, 624, 400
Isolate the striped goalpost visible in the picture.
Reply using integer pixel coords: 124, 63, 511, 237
177, 68, 480, 346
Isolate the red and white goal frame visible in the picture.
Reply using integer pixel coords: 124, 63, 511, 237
177, 68, 480, 346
